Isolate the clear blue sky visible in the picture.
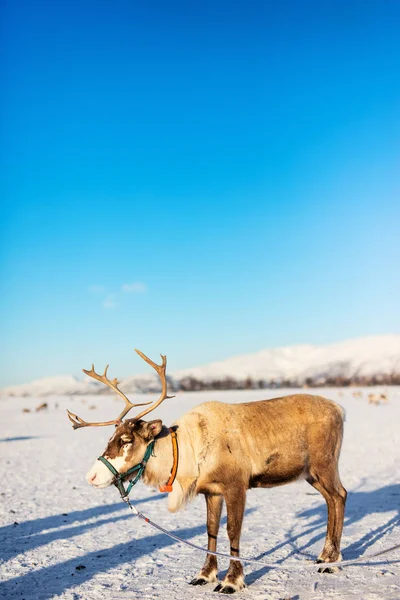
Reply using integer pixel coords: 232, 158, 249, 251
1, 1, 399, 387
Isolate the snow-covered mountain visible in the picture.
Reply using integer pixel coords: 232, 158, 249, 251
0, 375, 103, 397
2, 334, 400, 396
0, 372, 178, 398
175, 334, 400, 386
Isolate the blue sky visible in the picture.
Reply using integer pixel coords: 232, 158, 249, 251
1, 1, 400, 387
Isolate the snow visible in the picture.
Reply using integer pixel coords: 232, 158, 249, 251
175, 334, 400, 383
0, 375, 102, 397
2, 334, 400, 397
1, 387, 400, 600
0, 372, 175, 398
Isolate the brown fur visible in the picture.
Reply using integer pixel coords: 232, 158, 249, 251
100, 394, 346, 593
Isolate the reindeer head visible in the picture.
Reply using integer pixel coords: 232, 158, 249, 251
67, 349, 174, 489
86, 418, 163, 488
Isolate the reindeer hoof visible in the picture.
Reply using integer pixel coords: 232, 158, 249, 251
214, 583, 241, 594
317, 566, 339, 574
220, 586, 237, 594
316, 559, 340, 574
189, 577, 209, 586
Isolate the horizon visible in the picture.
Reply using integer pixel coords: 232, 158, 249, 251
2, 332, 400, 389
1, 1, 400, 387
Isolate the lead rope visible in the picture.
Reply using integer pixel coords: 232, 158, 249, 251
122, 496, 400, 571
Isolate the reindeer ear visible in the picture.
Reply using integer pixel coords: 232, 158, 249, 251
141, 419, 163, 440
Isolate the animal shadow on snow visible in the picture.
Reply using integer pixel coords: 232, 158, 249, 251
246, 483, 400, 585
0, 436, 40, 443
2, 485, 398, 597
0, 498, 151, 564
0, 493, 255, 599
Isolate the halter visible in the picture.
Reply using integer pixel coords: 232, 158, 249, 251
97, 429, 179, 499
98, 441, 155, 499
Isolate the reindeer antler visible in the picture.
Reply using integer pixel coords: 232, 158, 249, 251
67, 364, 152, 429
67, 350, 174, 430
132, 349, 175, 421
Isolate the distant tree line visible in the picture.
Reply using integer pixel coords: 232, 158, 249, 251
176, 373, 400, 391
178, 376, 267, 391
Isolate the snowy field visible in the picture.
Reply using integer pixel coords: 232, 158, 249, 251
1, 388, 399, 600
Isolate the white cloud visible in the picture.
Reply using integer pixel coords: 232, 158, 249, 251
89, 282, 147, 309
102, 294, 118, 309
121, 282, 147, 294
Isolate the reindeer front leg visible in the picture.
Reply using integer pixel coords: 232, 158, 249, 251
214, 488, 246, 594
190, 494, 223, 586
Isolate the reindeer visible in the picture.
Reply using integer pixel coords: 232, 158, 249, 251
368, 393, 381, 405
368, 392, 388, 405
67, 350, 347, 594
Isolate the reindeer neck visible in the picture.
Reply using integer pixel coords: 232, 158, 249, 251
142, 428, 175, 488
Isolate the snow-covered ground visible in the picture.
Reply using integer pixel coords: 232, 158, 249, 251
1, 388, 399, 600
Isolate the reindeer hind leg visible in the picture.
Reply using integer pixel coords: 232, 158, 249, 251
307, 467, 347, 573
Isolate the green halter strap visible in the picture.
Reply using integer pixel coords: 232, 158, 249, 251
98, 441, 155, 499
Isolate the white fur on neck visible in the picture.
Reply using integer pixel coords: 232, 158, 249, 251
143, 429, 198, 513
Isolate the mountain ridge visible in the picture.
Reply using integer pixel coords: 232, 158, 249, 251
2, 334, 400, 396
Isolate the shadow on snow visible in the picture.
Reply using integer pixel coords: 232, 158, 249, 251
0, 436, 40, 443
0, 494, 164, 564
1, 484, 399, 597
1, 493, 255, 599
246, 482, 400, 585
